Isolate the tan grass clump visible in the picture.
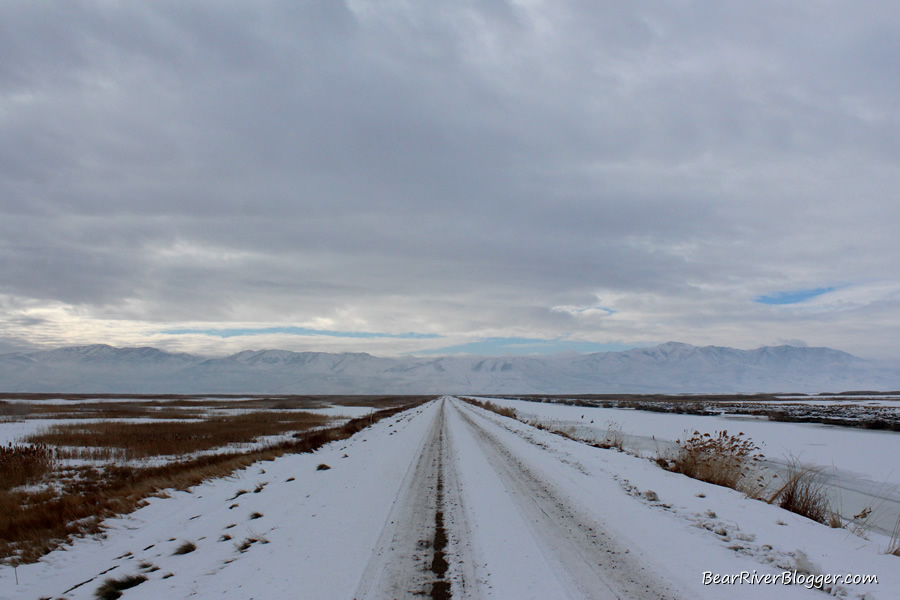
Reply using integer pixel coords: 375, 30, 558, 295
766, 461, 831, 524
94, 574, 147, 599
658, 430, 762, 491
172, 540, 196, 555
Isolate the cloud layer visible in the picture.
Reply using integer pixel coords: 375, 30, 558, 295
2, 1, 900, 358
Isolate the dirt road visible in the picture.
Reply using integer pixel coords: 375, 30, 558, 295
355, 397, 680, 599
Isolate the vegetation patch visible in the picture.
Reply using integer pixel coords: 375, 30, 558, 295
0, 397, 431, 564
461, 397, 516, 419
0, 444, 56, 490
27, 411, 335, 460
888, 518, 900, 556
94, 574, 147, 600
656, 430, 763, 493
766, 462, 831, 524
172, 540, 196, 555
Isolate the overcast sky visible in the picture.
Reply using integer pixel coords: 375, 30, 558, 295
2, 1, 900, 359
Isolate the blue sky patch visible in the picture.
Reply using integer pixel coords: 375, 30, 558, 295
755, 287, 836, 305
160, 326, 442, 340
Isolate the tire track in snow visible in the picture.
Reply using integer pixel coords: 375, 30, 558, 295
449, 398, 680, 600
354, 398, 452, 599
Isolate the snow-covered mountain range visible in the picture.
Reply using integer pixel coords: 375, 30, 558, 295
1, 342, 898, 394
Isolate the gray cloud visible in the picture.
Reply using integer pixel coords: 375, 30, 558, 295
2, 0, 899, 358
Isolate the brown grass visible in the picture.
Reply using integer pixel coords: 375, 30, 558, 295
0, 399, 430, 564
0, 401, 33, 418
26, 411, 333, 459
0, 394, 425, 419
599, 420, 625, 451
172, 540, 196, 555
657, 430, 762, 492
887, 517, 900, 556
766, 462, 831, 524
0, 444, 57, 490
462, 397, 517, 419
94, 573, 148, 599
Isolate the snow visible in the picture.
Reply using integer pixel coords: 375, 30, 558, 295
478, 396, 900, 535
1, 396, 261, 404
300, 404, 377, 418
5, 342, 900, 393
2, 397, 897, 599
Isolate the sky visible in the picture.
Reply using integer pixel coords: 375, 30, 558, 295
2, 1, 900, 359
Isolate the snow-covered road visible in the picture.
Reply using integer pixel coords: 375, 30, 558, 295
3, 397, 897, 599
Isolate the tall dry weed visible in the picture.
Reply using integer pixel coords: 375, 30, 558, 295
766, 461, 831, 524
657, 430, 762, 492
0, 444, 56, 490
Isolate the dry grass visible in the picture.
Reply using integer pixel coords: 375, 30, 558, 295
599, 420, 625, 451
462, 397, 517, 419
0, 399, 429, 564
26, 411, 333, 459
0, 444, 57, 490
0, 401, 33, 418
766, 462, 831, 524
172, 540, 196, 555
94, 574, 147, 599
657, 430, 762, 492
888, 517, 900, 556
847, 506, 874, 537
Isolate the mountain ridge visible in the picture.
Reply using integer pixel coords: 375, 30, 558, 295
0, 342, 896, 394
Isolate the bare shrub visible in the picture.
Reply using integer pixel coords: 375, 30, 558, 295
659, 430, 762, 491
767, 461, 831, 524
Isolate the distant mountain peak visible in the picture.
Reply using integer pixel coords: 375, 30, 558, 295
0, 342, 892, 394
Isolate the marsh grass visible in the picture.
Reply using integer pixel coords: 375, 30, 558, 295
0, 444, 57, 490
461, 398, 517, 419
26, 411, 334, 459
887, 517, 900, 556
1, 399, 428, 564
766, 462, 831, 524
657, 430, 762, 492
600, 420, 625, 451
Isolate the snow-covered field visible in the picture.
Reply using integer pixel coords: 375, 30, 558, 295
478, 396, 900, 536
2, 397, 896, 599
